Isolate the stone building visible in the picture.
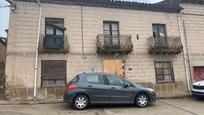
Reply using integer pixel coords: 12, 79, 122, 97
5, 0, 203, 100
0, 37, 7, 92
0, 37, 7, 63
180, 1, 204, 83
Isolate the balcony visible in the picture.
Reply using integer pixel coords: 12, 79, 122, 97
147, 36, 182, 55
96, 34, 133, 54
39, 35, 69, 54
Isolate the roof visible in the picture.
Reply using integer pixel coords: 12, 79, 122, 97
77, 72, 115, 76
156, 0, 204, 12
0, 37, 7, 46
16, 0, 182, 13
158, 0, 204, 5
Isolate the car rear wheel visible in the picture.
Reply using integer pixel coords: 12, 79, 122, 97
135, 93, 149, 108
73, 95, 89, 110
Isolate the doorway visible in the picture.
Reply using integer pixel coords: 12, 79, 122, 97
103, 59, 125, 76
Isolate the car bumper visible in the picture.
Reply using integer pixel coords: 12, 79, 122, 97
63, 92, 76, 104
192, 91, 204, 97
150, 92, 156, 104
191, 88, 204, 97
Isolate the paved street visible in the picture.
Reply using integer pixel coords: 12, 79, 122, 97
0, 97, 203, 115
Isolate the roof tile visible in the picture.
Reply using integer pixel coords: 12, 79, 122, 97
16, 0, 183, 13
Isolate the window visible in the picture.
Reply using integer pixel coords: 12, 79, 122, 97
154, 61, 174, 83
86, 75, 104, 85
45, 18, 64, 36
124, 80, 134, 87
106, 75, 124, 86
152, 24, 166, 38
152, 24, 167, 46
44, 18, 65, 49
41, 60, 66, 87
103, 21, 119, 44
70, 76, 79, 84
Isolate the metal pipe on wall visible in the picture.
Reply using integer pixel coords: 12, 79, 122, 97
33, 0, 42, 98
182, 19, 192, 89
81, 5, 85, 59
177, 13, 191, 93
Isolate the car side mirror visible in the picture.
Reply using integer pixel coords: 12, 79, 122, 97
124, 84, 129, 88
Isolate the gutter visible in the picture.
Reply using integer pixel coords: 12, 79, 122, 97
80, 5, 85, 59
33, 0, 42, 98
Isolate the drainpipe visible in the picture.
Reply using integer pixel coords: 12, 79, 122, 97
33, 0, 42, 98
182, 19, 192, 92
177, 13, 191, 93
81, 5, 85, 59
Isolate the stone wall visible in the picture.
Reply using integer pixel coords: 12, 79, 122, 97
180, 3, 204, 82
5, 1, 189, 100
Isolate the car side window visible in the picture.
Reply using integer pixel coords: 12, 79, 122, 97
124, 80, 134, 87
70, 75, 79, 84
86, 75, 104, 85
106, 75, 124, 86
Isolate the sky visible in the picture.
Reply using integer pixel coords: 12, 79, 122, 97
0, 0, 163, 37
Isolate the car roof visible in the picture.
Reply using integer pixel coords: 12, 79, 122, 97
77, 72, 119, 77
76, 72, 133, 84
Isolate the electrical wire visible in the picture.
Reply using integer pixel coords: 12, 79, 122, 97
0, 3, 5, 5
0, 5, 10, 8
0, 2, 9, 6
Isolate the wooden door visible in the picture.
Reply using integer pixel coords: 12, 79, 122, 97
103, 59, 124, 76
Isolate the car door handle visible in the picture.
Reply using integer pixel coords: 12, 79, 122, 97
87, 85, 93, 88
111, 87, 116, 89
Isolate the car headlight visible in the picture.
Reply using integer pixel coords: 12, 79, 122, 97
147, 88, 154, 92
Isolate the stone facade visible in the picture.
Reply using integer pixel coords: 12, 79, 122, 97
179, 3, 204, 83
0, 38, 6, 64
0, 38, 6, 98
6, 0, 199, 101
0, 38, 6, 76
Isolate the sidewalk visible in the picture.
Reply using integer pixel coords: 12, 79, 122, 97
0, 100, 63, 105
0, 98, 203, 115
0, 95, 191, 105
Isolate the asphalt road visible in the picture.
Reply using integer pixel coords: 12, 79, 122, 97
0, 97, 203, 115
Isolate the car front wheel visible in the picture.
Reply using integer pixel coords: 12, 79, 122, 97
135, 93, 149, 108
73, 95, 89, 110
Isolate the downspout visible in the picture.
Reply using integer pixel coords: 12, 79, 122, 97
182, 19, 192, 91
177, 13, 191, 93
33, 0, 42, 98
81, 5, 85, 59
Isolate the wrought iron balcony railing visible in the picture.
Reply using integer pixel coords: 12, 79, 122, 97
38, 35, 69, 54
147, 36, 182, 55
96, 34, 133, 54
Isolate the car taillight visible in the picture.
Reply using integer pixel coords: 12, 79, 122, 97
65, 84, 77, 92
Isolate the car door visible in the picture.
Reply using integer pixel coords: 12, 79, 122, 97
85, 75, 110, 104
105, 75, 135, 103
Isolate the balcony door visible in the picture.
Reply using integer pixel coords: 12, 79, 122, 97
152, 24, 167, 47
45, 18, 65, 49
103, 21, 120, 47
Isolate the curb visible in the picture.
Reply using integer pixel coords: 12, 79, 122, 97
157, 94, 192, 99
